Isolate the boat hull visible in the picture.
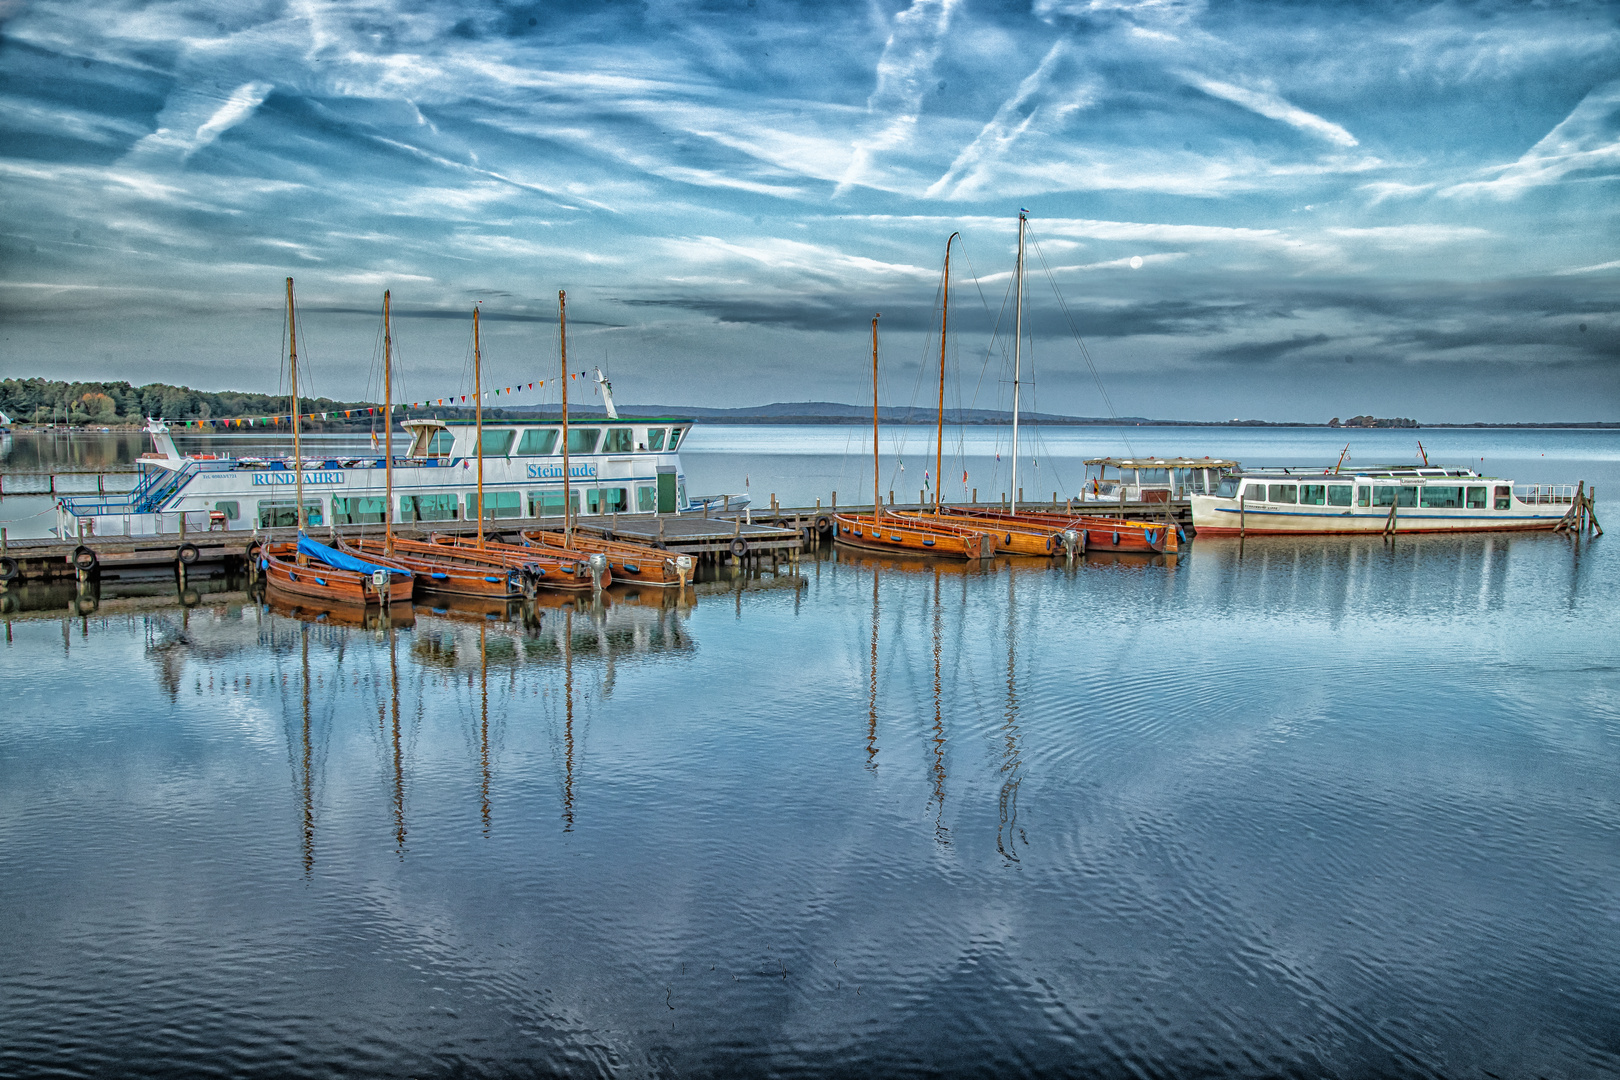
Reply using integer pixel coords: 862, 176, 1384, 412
342, 538, 525, 599
936, 507, 1180, 554
832, 513, 991, 560
1191, 496, 1569, 535
427, 534, 608, 592
518, 530, 685, 588
260, 543, 412, 608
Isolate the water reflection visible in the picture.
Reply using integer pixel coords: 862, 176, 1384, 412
997, 569, 1025, 862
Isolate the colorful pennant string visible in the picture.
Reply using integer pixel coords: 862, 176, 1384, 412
168, 374, 590, 428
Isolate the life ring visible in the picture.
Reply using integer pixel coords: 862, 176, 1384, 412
177, 542, 200, 565
0, 555, 19, 582
72, 545, 98, 572
729, 537, 749, 557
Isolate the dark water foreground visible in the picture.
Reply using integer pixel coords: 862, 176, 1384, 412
2, 533, 1617, 1079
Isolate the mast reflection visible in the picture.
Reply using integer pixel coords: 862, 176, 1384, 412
929, 567, 949, 846
997, 569, 1024, 862
867, 564, 880, 771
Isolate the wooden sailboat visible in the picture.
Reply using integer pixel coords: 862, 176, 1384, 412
833, 313, 994, 560
262, 278, 413, 608
425, 533, 610, 592
892, 219, 1179, 558
518, 529, 690, 589
342, 302, 538, 599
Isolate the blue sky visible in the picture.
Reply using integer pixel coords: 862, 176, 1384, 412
0, 0, 1616, 421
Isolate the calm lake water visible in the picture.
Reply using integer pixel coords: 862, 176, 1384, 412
2, 427, 1618, 1078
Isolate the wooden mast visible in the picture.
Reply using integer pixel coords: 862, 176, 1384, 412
559, 290, 572, 548
937, 233, 958, 514
287, 276, 305, 564
473, 304, 484, 550
383, 289, 394, 554
872, 313, 882, 522
1011, 210, 1026, 514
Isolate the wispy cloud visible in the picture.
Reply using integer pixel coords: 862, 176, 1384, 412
1442, 78, 1620, 199
1180, 73, 1357, 148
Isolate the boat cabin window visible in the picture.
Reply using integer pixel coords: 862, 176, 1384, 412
477, 430, 515, 456
257, 499, 323, 528
667, 427, 685, 450
587, 487, 629, 514
1467, 486, 1487, 509
1420, 485, 1463, 508
214, 500, 240, 521
1215, 477, 1241, 498
646, 428, 666, 451
528, 490, 580, 517
400, 493, 461, 522
637, 485, 658, 512
1268, 483, 1297, 504
1299, 484, 1326, 506
1327, 484, 1352, 507
1372, 486, 1418, 507
426, 430, 454, 456
1357, 486, 1370, 507
1138, 468, 1170, 485
602, 428, 634, 453
567, 428, 601, 454
330, 496, 387, 524
468, 491, 522, 519
517, 429, 558, 456
1495, 485, 1511, 509
1242, 480, 1267, 501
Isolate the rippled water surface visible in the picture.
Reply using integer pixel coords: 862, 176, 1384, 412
3, 431, 1619, 1078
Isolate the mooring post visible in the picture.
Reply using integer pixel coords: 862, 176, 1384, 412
1, 527, 6, 554
658, 517, 665, 544
888, 490, 894, 506
972, 487, 977, 503
1240, 490, 1246, 538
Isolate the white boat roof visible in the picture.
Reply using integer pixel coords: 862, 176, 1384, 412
1086, 457, 1241, 469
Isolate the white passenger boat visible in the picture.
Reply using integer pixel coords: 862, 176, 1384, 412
1081, 457, 1241, 503
1191, 465, 1579, 535
56, 410, 721, 538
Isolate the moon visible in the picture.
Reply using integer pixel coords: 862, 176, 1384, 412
1129, 256, 1143, 269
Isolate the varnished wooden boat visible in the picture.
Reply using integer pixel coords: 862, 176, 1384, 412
518, 529, 691, 588
426, 534, 611, 592
341, 536, 529, 599
260, 536, 414, 608
832, 512, 994, 560
931, 506, 1181, 554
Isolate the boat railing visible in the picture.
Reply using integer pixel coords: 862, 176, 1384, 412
1514, 484, 1577, 505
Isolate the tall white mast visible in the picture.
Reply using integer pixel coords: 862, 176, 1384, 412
1011, 209, 1026, 514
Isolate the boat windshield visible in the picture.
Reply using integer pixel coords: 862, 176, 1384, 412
1215, 477, 1241, 498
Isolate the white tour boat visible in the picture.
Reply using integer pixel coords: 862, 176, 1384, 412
55, 397, 736, 539
1080, 457, 1242, 503
1191, 464, 1580, 535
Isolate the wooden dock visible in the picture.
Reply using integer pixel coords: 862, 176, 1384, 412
0, 493, 1192, 587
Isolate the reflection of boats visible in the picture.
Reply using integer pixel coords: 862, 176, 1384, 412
1192, 464, 1588, 535
834, 310, 993, 561
262, 587, 415, 629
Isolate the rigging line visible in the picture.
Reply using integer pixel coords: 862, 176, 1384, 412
1027, 226, 1135, 459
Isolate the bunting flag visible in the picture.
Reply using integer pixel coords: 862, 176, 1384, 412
165, 372, 592, 429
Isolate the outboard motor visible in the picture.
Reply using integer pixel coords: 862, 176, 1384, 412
1060, 529, 1081, 560
588, 552, 608, 592
674, 554, 694, 589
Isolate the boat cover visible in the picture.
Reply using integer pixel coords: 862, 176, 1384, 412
297, 533, 411, 577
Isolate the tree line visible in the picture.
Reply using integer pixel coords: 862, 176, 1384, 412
0, 377, 374, 427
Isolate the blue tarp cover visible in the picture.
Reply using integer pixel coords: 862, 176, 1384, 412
297, 533, 411, 577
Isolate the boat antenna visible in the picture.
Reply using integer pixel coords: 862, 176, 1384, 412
473, 303, 484, 550
938, 232, 958, 514
872, 312, 882, 522
560, 290, 571, 548
383, 289, 394, 554
1011, 209, 1026, 514
287, 276, 306, 561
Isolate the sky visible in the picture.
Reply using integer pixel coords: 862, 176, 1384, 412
0, 0, 1616, 423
